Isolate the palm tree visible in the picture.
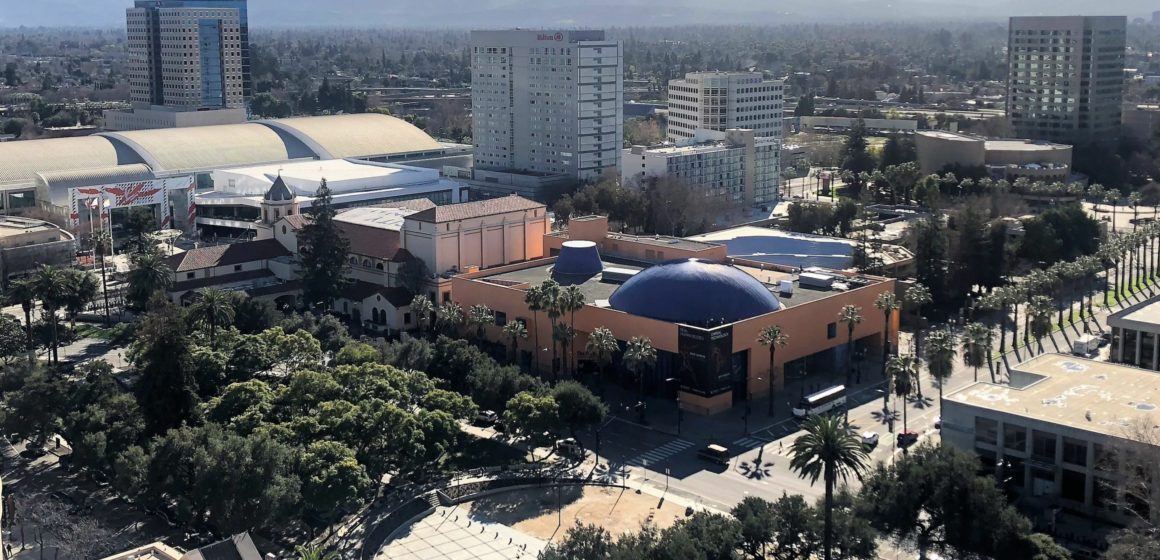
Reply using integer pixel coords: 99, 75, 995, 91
623, 336, 657, 406
1088, 183, 1106, 217
435, 302, 464, 336
524, 284, 546, 373
541, 280, 563, 378
1107, 190, 1120, 233
903, 283, 932, 351
873, 291, 900, 409
409, 294, 435, 338
838, 304, 863, 420
467, 303, 495, 341
552, 323, 575, 378
502, 320, 527, 364
887, 354, 917, 433
32, 265, 69, 364
191, 287, 236, 348
6, 279, 36, 362
1028, 295, 1054, 353
962, 321, 992, 382
559, 285, 587, 376
585, 326, 618, 391
294, 545, 338, 560
788, 414, 870, 560
93, 231, 113, 325
757, 324, 788, 416
1130, 191, 1143, 231
923, 328, 956, 411
126, 251, 173, 311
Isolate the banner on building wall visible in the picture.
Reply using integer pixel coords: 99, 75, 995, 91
68, 176, 194, 230
677, 324, 735, 398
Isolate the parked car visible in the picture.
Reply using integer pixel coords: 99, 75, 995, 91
20, 444, 47, 460
697, 443, 730, 465
897, 430, 919, 448
555, 438, 584, 458
474, 410, 499, 426
861, 431, 880, 449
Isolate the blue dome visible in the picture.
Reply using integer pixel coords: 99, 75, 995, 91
553, 240, 602, 277
609, 258, 782, 326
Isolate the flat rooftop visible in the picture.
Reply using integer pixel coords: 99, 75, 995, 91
688, 225, 913, 270
918, 130, 981, 142
984, 139, 1071, 152
335, 205, 429, 231
479, 258, 864, 312
945, 354, 1160, 440
1108, 297, 1160, 331
0, 216, 60, 238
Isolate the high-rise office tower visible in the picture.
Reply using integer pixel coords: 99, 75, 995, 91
666, 71, 784, 144
126, 0, 250, 110
1007, 16, 1126, 145
470, 30, 623, 182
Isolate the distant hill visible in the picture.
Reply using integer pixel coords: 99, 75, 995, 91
1, 0, 1153, 28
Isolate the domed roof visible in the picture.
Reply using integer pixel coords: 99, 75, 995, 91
263, 174, 294, 202
608, 259, 781, 326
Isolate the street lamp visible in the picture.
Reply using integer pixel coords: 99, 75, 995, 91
665, 377, 683, 436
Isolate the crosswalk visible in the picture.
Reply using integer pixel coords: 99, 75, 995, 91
625, 439, 694, 468
732, 436, 771, 448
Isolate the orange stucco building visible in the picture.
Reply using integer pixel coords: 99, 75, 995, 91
451, 216, 899, 416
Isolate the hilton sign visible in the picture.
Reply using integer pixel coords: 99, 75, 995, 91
537, 32, 564, 41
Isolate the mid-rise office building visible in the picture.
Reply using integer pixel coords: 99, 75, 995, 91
623, 129, 780, 208
667, 71, 784, 143
109, 1, 251, 129
470, 29, 623, 183
1007, 16, 1127, 145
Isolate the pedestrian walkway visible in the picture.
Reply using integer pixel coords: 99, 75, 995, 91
378, 505, 545, 560
732, 435, 771, 448
625, 439, 694, 468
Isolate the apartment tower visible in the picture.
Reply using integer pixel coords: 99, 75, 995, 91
1006, 16, 1126, 145
666, 71, 784, 144
470, 29, 623, 182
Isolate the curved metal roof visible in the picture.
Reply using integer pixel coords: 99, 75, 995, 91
609, 258, 782, 326
101, 123, 316, 174
262, 113, 443, 159
35, 164, 156, 206
0, 136, 143, 188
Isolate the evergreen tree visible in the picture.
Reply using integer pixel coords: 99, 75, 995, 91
298, 180, 350, 310
912, 217, 949, 307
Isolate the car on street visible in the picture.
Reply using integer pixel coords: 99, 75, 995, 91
697, 443, 730, 465
474, 410, 499, 426
897, 430, 919, 448
861, 431, 880, 449
555, 438, 584, 458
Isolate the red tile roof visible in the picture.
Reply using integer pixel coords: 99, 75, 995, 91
343, 280, 414, 307
338, 221, 401, 260
281, 214, 312, 230
407, 195, 544, 223
165, 239, 291, 272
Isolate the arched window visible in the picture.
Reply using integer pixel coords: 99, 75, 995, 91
362, 259, 371, 268
348, 256, 357, 265
281, 225, 287, 235
371, 308, 380, 323
376, 262, 384, 270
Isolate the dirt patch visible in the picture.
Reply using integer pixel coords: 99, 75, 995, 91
463, 485, 687, 540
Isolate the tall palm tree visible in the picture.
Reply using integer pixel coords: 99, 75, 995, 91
502, 320, 527, 365
192, 287, 236, 348
757, 324, 788, 416
1107, 190, 1119, 233
61, 268, 99, 329
838, 304, 863, 420
1130, 191, 1143, 232
93, 231, 113, 325
552, 323, 575, 378
923, 328, 956, 412
903, 283, 932, 354
436, 302, 464, 336
7, 278, 36, 361
32, 265, 69, 364
585, 326, 618, 391
409, 294, 435, 338
541, 280, 563, 378
962, 321, 992, 383
127, 251, 173, 311
887, 354, 917, 433
559, 284, 587, 376
467, 303, 495, 341
524, 285, 546, 373
1028, 295, 1054, 353
788, 414, 870, 560
623, 336, 657, 406
873, 291, 900, 409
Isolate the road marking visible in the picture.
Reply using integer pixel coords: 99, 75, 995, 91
732, 436, 771, 448
625, 439, 694, 467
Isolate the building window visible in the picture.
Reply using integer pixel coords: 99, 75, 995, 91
1031, 430, 1056, 461
403, 312, 412, 325
1061, 469, 1086, 503
495, 311, 508, 326
186, 272, 195, 279
442, 291, 451, 303
1063, 437, 1088, 466
975, 417, 998, 445
827, 322, 837, 339
234, 265, 242, 272
1004, 423, 1027, 452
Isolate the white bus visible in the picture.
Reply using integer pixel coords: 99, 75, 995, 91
792, 385, 847, 418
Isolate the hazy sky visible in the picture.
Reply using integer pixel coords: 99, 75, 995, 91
2, 0, 1158, 28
